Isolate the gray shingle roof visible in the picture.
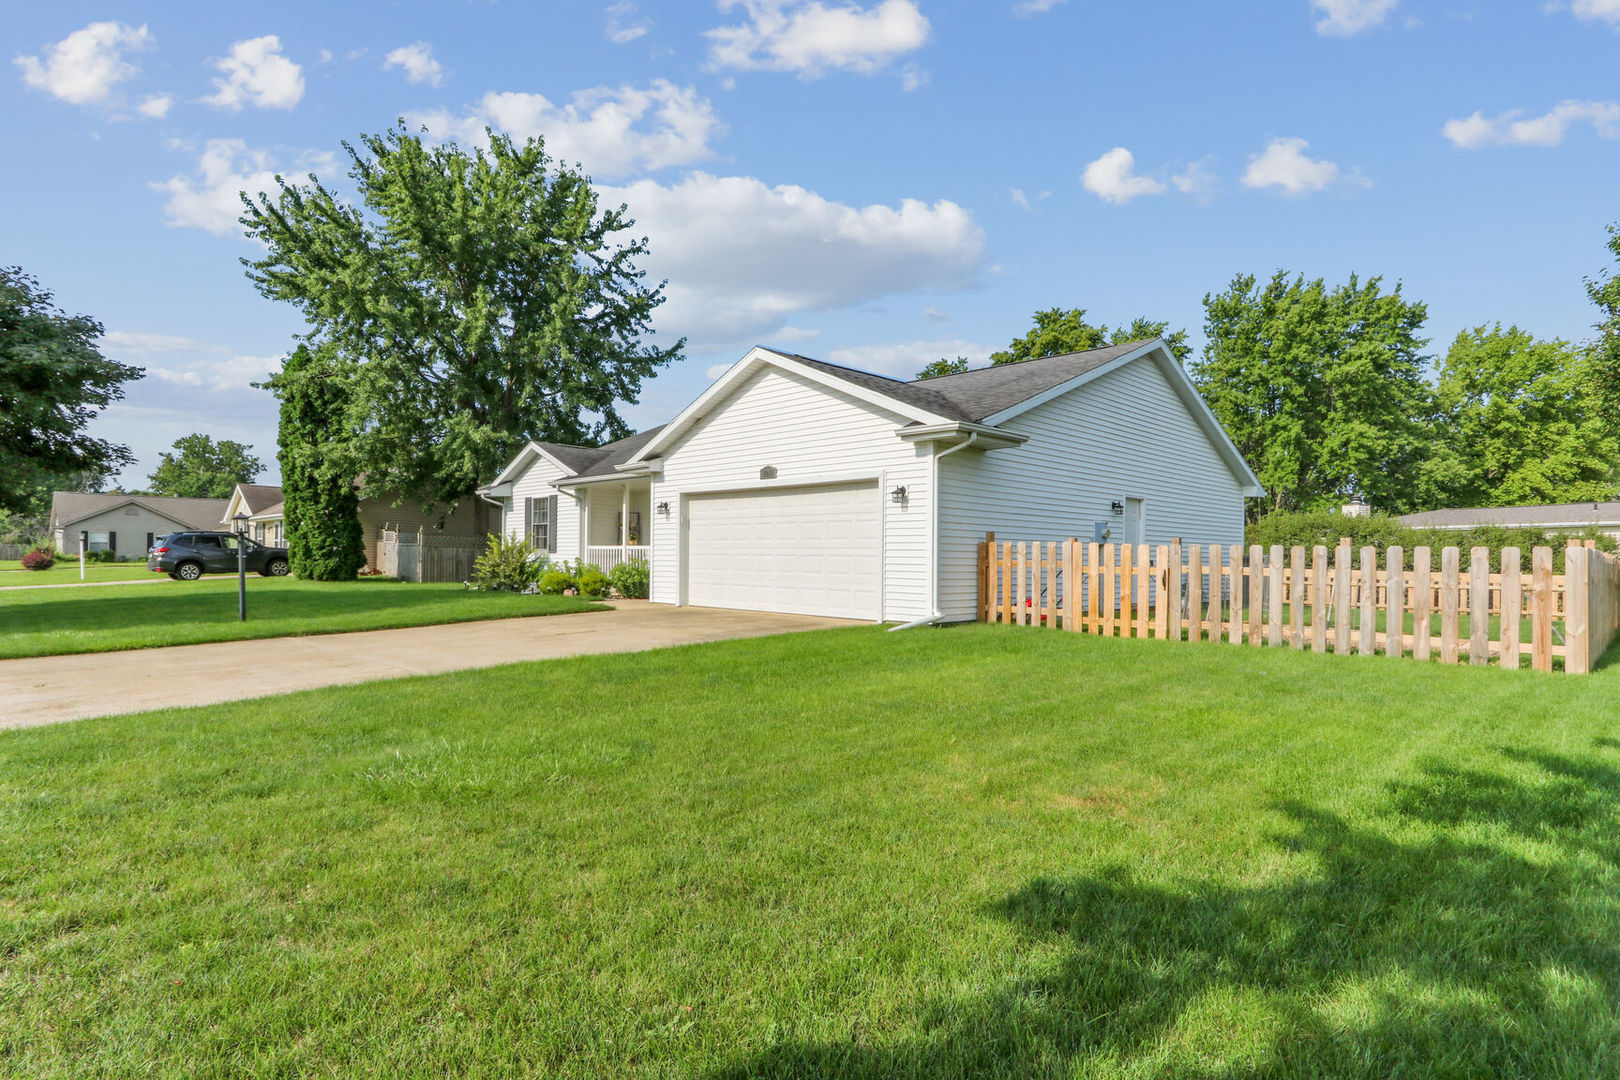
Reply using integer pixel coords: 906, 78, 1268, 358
50, 492, 232, 532
1398, 502, 1620, 528
540, 425, 668, 480
768, 340, 1154, 424
232, 484, 284, 516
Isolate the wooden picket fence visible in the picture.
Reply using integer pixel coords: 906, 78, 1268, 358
976, 533, 1620, 674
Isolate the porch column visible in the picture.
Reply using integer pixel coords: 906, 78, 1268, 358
621, 484, 631, 552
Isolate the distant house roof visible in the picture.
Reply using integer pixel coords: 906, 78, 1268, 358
1398, 502, 1620, 529
250, 500, 285, 521
50, 492, 231, 532
232, 484, 284, 516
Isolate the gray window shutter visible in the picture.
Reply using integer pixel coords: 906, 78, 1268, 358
524, 497, 534, 546
108, 531, 117, 554
547, 495, 559, 552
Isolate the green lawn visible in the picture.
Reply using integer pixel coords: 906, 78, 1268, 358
3, 626, 1620, 1077
0, 559, 157, 586
0, 576, 604, 658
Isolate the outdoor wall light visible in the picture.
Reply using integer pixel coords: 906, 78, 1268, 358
1110, 500, 1125, 514
891, 485, 908, 503
657, 501, 670, 515
760, 465, 778, 480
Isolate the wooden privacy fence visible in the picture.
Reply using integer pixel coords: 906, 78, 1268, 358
977, 533, 1620, 674
379, 528, 485, 583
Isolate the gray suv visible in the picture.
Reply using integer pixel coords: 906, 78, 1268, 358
149, 532, 291, 580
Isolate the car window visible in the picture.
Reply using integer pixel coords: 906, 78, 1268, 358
193, 535, 221, 548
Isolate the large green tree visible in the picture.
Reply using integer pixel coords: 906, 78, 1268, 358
1193, 271, 1432, 518
1588, 222, 1620, 433
1420, 325, 1618, 507
241, 125, 682, 530
989, 308, 1191, 366
270, 345, 365, 580
0, 267, 141, 514
146, 433, 264, 499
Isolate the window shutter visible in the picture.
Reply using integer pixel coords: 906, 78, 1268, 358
146, 532, 154, 550
108, 531, 117, 554
548, 495, 559, 553
524, 497, 534, 546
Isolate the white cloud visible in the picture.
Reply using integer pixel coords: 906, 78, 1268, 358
899, 63, 927, 91
822, 338, 994, 379
706, 0, 930, 77
1442, 100, 1620, 148
1171, 155, 1218, 199
1571, 0, 1620, 24
1311, 0, 1398, 35
923, 306, 949, 322
775, 325, 822, 341
705, 363, 733, 379
1013, 0, 1066, 13
15, 21, 152, 105
384, 42, 444, 87
411, 80, 722, 177
1241, 137, 1355, 195
152, 139, 331, 236
204, 35, 304, 110
100, 331, 280, 393
137, 92, 173, 119
1081, 147, 1167, 204
599, 171, 986, 345
606, 1, 653, 42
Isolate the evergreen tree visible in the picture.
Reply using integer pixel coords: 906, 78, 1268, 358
271, 345, 364, 580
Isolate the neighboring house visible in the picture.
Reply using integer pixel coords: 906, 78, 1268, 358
480, 338, 1263, 623
221, 482, 487, 571
50, 493, 230, 558
1398, 502, 1620, 543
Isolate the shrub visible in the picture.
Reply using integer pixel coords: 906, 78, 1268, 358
469, 532, 547, 592
1246, 511, 1618, 573
539, 568, 577, 595
20, 548, 54, 571
576, 564, 611, 598
608, 558, 650, 599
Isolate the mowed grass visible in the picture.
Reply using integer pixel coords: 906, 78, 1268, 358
0, 560, 157, 586
0, 576, 604, 658
4, 626, 1620, 1078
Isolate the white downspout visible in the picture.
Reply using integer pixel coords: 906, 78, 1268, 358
890, 431, 980, 631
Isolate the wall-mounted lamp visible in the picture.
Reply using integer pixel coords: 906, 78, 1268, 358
759, 465, 778, 480
1110, 500, 1124, 514
890, 485, 908, 504
657, 501, 671, 515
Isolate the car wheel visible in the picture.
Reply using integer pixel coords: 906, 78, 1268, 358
266, 558, 290, 577
175, 561, 203, 581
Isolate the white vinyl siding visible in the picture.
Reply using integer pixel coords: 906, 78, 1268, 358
936, 354, 1247, 622
502, 453, 582, 559
648, 365, 931, 621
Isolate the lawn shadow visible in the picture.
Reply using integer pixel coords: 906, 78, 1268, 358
709, 746, 1620, 1078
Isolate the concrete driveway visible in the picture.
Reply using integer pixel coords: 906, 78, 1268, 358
0, 601, 861, 731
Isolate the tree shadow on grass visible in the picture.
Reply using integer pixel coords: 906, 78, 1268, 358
711, 742, 1620, 1078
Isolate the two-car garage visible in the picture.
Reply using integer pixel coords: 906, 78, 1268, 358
683, 482, 882, 621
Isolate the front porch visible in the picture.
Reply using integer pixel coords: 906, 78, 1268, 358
580, 480, 652, 572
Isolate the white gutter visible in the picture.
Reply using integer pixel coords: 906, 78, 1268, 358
890, 431, 982, 631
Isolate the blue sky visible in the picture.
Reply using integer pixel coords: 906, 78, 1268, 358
6, 0, 1619, 486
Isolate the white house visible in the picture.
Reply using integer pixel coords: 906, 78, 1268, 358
479, 339, 1263, 624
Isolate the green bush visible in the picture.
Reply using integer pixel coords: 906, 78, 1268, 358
608, 558, 650, 599
539, 568, 577, 595
1246, 511, 1618, 573
469, 533, 547, 592
576, 564, 611, 598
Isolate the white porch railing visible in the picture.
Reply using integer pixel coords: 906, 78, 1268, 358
585, 545, 651, 572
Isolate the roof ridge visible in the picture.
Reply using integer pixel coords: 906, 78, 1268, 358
910, 338, 1155, 384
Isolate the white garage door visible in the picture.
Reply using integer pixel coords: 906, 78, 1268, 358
686, 482, 881, 620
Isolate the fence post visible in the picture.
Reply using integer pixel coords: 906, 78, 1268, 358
1358, 545, 1376, 656
1311, 545, 1328, 653
1247, 545, 1263, 646
1469, 546, 1490, 665
1500, 547, 1521, 669
1086, 542, 1101, 635
1136, 544, 1152, 639
1412, 546, 1432, 662
1226, 544, 1242, 645
1386, 545, 1404, 657
1531, 546, 1553, 672
1268, 545, 1284, 647
978, 532, 992, 622
1118, 542, 1133, 635
1155, 544, 1170, 639
1567, 544, 1591, 674
1289, 545, 1305, 649
1333, 540, 1351, 654
1440, 547, 1461, 664
999, 540, 1012, 624
1168, 541, 1183, 641
1064, 539, 1079, 632
1188, 544, 1204, 641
